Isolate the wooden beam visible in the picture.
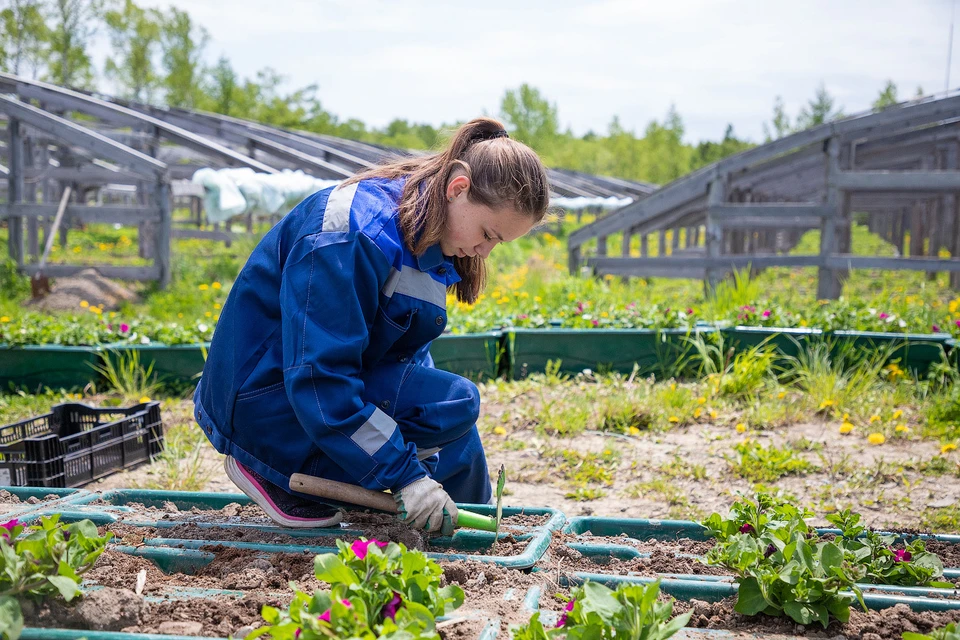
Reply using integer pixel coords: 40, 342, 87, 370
587, 255, 823, 270
7, 118, 22, 264
0, 95, 167, 177
836, 170, 960, 191
825, 256, 960, 272
818, 137, 844, 299
708, 203, 831, 219
704, 174, 725, 290
0, 203, 161, 224
718, 216, 823, 230
20, 264, 161, 280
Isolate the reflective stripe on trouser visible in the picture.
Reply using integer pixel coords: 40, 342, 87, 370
300, 361, 491, 503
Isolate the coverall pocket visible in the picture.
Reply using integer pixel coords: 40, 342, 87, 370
363, 308, 415, 367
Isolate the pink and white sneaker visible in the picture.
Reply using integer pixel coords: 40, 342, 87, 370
223, 456, 342, 528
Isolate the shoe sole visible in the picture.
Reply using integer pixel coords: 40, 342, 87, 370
223, 456, 343, 529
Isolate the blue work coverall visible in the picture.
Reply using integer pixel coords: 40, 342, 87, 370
193, 177, 492, 505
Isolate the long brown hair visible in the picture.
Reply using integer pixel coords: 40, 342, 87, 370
343, 117, 549, 304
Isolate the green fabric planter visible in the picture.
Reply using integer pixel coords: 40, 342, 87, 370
104, 343, 209, 384
429, 332, 503, 380
507, 327, 713, 380
0, 345, 101, 391
828, 330, 951, 374
720, 326, 824, 360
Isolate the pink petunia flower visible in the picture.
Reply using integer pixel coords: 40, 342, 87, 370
518, 314, 528, 320
933, 325, 941, 333
350, 538, 388, 560
894, 549, 912, 563
686, 308, 694, 315
591, 319, 599, 327
1, 519, 18, 533
120, 323, 129, 333
739, 523, 754, 534
762, 310, 771, 319
319, 610, 330, 622
879, 312, 889, 320
294, 628, 301, 638
382, 592, 403, 620
556, 598, 575, 628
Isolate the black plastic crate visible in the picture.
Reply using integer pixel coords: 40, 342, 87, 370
0, 403, 164, 488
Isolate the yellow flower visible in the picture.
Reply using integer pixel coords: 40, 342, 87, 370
628, 426, 641, 436
493, 426, 507, 436
799, 319, 808, 327
818, 399, 835, 410
839, 422, 855, 434
942, 443, 958, 454
694, 408, 702, 419
98, 243, 107, 251
90, 306, 102, 315
177, 313, 184, 318
72, 246, 81, 253
0, 317, 8, 323
668, 416, 680, 423
869, 415, 880, 424
895, 424, 910, 433
212, 282, 222, 289
79, 300, 89, 308
670, 383, 677, 391
697, 397, 706, 405
205, 311, 212, 317
199, 284, 209, 291
777, 391, 786, 399
709, 410, 718, 419
534, 296, 542, 303
868, 433, 886, 445
214, 303, 221, 310
139, 396, 151, 403
603, 449, 612, 456
109, 312, 116, 318
736, 423, 746, 433
892, 409, 903, 420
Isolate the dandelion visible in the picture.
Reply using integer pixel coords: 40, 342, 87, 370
493, 426, 507, 436
736, 423, 747, 433
205, 311, 212, 318
869, 415, 881, 424
697, 397, 706, 405
777, 391, 786, 399
668, 416, 680, 423
895, 424, 910, 434
892, 409, 904, 420
839, 422, 855, 434
868, 433, 886, 445
709, 410, 718, 419
198, 284, 209, 291
818, 399, 835, 410
0, 317, 8, 323
212, 282, 222, 289
628, 426, 641, 436
214, 303, 221, 310
694, 408, 702, 419
942, 443, 958, 454
79, 300, 89, 308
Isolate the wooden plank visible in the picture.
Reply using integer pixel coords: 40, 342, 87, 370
20, 264, 161, 280
705, 174, 725, 290
587, 255, 823, 270
836, 170, 960, 191
7, 118, 22, 264
709, 203, 831, 219
818, 138, 843, 299
718, 216, 823, 230
591, 263, 707, 279
825, 256, 960, 272
156, 181, 171, 289
0, 96, 167, 177
0, 203, 161, 224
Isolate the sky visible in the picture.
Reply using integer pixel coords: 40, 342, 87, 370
115, 0, 956, 144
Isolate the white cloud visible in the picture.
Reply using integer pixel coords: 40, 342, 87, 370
111, 0, 956, 143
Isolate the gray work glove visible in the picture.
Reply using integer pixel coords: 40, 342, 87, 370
394, 476, 458, 535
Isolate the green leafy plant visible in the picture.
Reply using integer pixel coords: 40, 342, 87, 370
0, 515, 112, 640
825, 509, 951, 588
512, 580, 691, 640
92, 349, 159, 401
248, 538, 463, 640
728, 439, 818, 482
904, 622, 960, 640
703, 494, 866, 629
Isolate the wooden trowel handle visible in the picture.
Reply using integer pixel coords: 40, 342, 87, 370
290, 473, 398, 513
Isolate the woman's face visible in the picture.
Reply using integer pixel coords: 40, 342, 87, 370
439, 175, 535, 259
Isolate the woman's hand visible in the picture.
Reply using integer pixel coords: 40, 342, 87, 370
394, 476, 458, 535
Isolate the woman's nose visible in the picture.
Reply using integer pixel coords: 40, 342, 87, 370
476, 240, 496, 259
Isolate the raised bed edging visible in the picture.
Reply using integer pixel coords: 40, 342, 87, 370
0, 327, 957, 389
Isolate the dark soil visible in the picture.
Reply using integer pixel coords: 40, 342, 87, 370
0, 490, 65, 514
677, 597, 960, 639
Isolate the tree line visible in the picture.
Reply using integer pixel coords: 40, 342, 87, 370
0, 0, 920, 185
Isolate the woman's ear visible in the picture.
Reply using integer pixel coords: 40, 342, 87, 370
446, 174, 470, 201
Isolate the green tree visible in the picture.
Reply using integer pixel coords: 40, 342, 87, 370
202, 55, 238, 115
873, 79, 898, 110
499, 83, 559, 151
46, 0, 101, 88
795, 82, 843, 129
762, 96, 792, 141
694, 124, 754, 168
104, 0, 162, 102
0, 0, 49, 77
159, 6, 207, 108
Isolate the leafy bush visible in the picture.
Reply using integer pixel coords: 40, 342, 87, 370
248, 538, 463, 640
512, 580, 691, 640
0, 515, 112, 640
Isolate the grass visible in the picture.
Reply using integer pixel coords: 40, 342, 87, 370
91, 349, 160, 403
728, 439, 819, 483
137, 421, 214, 492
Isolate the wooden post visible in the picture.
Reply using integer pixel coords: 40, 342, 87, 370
671, 226, 680, 254
7, 119, 23, 265
705, 173, 727, 293
818, 137, 844, 300
24, 137, 39, 262
640, 234, 649, 257
658, 230, 667, 256
568, 244, 581, 275
620, 226, 632, 284
156, 179, 171, 289
597, 234, 607, 258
